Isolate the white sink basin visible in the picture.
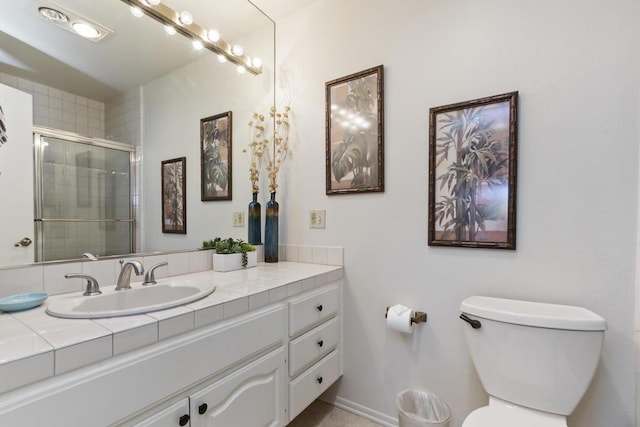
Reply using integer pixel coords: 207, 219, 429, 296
46, 281, 215, 319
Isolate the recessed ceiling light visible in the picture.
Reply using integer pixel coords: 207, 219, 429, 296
38, 7, 68, 23
72, 22, 101, 39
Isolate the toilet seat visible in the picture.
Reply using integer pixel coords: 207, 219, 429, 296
462, 398, 567, 427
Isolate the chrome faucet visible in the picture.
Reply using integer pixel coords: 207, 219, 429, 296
115, 260, 144, 291
65, 273, 101, 296
143, 262, 168, 286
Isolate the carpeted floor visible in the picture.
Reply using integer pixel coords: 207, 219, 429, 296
288, 400, 383, 427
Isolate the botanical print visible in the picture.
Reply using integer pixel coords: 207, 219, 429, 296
326, 65, 384, 194
201, 112, 231, 201
429, 92, 517, 249
0, 103, 7, 146
162, 157, 186, 234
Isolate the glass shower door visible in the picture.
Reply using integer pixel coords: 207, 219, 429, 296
34, 130, 135, 262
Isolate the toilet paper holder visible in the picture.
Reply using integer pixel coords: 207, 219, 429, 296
385, 306, 427, 324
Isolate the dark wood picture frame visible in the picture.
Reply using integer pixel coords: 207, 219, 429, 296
428, 91, 518, 249
326, 65, 384, 195
161, 157, 187, 234
201, 111, 232, 201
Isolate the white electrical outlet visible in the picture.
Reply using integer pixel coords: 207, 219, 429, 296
309, 210, 326, 229
233, 211, 244, 227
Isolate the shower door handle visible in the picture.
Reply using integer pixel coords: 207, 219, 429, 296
14, 237, 32, 247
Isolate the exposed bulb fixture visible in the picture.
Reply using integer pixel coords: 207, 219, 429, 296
130, 6, 144, 17
39, 7, 68, 23
207, 29, 220, 42
72, 22, 101, 39
119, 0, 261, 74
179, 11, 193, 25
231, 44, 244, 56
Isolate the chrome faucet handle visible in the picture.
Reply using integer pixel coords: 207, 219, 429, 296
143, 262, 168, 286
115, 260, 144, 291
65, 273, 101, 296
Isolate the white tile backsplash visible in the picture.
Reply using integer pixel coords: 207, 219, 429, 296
0, 246, 344, 300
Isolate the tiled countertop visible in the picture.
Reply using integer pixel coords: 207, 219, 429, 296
0, 262, 343, 395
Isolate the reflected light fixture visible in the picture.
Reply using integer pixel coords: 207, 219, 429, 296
36, 2, 113, 43
72, 22, 101, 39
164, 25, 176, 35
119, 0, 262, 75
192, 40, 203, 50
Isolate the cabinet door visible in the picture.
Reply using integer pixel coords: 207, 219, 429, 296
132, 398, 191, 427
190, 347, 286, 427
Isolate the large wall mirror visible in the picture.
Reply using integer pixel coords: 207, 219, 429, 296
0, 0, 275, 269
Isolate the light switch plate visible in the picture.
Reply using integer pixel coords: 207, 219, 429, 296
309, 210, 326, 229
233, 212, 244, 227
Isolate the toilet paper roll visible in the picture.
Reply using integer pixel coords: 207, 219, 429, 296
387, 304, 414, 334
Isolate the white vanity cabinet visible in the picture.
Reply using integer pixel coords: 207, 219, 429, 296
0, 273, 343, 427
287, 284, 342, 421
132, 399, 191, 427
189, 347, 286, 427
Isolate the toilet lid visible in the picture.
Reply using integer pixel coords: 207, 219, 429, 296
462, 405, 567, 427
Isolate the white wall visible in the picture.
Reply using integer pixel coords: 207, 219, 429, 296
275, 0, 639, 426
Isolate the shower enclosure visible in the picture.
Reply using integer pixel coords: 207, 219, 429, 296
33, 127, 136, 262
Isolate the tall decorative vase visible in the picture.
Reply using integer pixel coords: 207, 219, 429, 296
248, 192, 261, 244
264, 192, 279, 263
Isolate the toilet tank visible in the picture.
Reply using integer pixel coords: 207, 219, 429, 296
460, 296, 606, 416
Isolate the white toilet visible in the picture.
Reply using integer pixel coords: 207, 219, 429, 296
459, 296, 607, 427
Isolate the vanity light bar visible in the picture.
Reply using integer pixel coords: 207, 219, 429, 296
119, 0, 262, 75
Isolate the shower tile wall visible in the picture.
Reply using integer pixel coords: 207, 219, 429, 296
0, 72, 105, 138
106, 88, 142, 252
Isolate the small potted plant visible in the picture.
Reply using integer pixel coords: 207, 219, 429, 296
209, 237, 257, 272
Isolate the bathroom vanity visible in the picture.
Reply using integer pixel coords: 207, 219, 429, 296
0, 261, 343, 426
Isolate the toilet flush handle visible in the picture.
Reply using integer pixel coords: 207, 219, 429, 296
460, 313, 482, 329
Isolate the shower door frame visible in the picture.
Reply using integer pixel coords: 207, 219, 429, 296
33, 126, 138, 262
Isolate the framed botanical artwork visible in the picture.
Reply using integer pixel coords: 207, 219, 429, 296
428, 91, 518, 249
201, 111, 232, 201
161, 157, 187, 234
326, 65, 384, 195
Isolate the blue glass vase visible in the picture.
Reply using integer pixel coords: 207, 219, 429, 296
248, 192, 261, 244
264, 192, 279, 263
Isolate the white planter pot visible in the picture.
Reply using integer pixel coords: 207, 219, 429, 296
213, 251, 257, 272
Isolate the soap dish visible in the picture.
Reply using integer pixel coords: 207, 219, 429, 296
0, 292, 48, 313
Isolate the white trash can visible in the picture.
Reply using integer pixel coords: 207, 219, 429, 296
397, 389, 451, 427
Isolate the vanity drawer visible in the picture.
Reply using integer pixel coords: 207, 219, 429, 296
288, 284, 338, 337
289, 316, 339, 377
288, 350, 340, 421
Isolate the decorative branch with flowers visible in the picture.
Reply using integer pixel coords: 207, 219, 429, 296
246, 105, 290, 194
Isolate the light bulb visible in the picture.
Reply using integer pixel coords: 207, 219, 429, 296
179, 11, 193, 25
232, 44, 244, 56
130, 6, 144, 17
237, 66, 246, 74
207, 29, 220, 42
164, 25, 176, 35
252, 57, 262, 68
217, 54, 227, 63
192, 40, 203, 50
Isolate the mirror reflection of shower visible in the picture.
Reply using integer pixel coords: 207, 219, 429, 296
33, 128, 136, 262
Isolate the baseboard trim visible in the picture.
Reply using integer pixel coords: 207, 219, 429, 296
320, 395, 398, 427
